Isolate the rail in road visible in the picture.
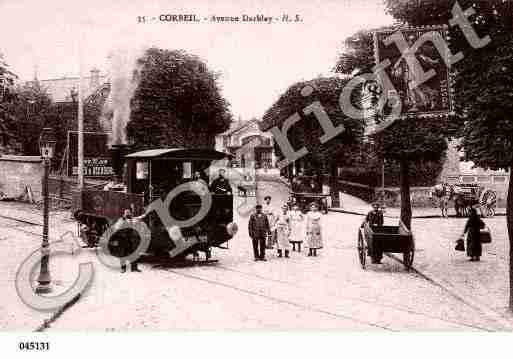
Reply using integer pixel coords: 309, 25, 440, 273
1, 205, 504, 331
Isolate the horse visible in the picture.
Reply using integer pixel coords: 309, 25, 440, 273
449, 185, 479, 217
430, 183, 450, 217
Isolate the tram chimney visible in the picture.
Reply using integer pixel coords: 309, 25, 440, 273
109, 144, 130, 182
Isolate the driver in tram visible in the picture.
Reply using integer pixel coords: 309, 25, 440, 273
210, 169, 232, 195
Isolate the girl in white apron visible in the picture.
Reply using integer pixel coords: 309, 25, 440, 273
288, 204, 304, 252
275, 205, 291, 258
306, 203, 323, 256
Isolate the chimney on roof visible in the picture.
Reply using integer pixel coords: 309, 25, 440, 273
90, 67, 100, 89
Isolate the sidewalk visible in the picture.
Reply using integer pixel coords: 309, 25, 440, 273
0, 200, 73, 227
331, 193, 513, 329
330, 193, 506, 218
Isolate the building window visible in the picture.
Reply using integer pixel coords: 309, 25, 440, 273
477, 176, 490, 183
493, 176, 506, 183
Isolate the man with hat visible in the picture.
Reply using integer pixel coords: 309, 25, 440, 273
248, 204, 270, 261
364, 202, 384, 263
365, 202, 384, 227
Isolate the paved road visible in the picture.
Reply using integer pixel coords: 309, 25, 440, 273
0, 181, 507, 330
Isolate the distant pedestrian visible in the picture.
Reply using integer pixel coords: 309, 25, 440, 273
262, 195, 276, 248
248, 204, 270, 261
275, 205, 291, 258
288, 204, 304, 252
462, 207, 485, 261
306, 203, 323, 256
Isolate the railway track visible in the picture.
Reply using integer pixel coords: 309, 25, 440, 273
163, 260, 496, 331
0, 212, 503, 331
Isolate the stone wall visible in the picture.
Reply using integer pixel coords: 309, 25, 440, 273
0, 156, 42, 200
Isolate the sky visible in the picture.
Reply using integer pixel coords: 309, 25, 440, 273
0, 0, 393, 120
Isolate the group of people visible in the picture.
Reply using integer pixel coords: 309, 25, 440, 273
248, 195, 324, 261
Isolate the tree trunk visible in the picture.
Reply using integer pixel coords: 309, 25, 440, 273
508, 158, 513, 311
400, 158, 412, 230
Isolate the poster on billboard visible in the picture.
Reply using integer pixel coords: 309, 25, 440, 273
365, 26, 454, 136
66, 131, 114, 177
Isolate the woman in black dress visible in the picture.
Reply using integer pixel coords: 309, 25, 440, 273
463, 207, 485, 261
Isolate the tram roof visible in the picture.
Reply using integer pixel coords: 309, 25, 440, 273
125, 148, 233, 160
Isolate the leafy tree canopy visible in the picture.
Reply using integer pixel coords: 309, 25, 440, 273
382, 0, 513, 169
0, 53, 20, 153
261, 76, 364, 174
128, 48, 232, 149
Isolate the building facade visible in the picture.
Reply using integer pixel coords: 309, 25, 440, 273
215, 118, 276, 171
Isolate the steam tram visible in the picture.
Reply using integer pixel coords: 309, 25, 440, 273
71, 145, 238, 261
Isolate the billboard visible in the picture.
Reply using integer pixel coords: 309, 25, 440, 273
66, 131, 114, 177
368, 26, 454, 134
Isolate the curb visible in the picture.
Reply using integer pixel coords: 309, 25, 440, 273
385, 253, 513, 331
329, 208, 506, 219
34, 293, 82, 332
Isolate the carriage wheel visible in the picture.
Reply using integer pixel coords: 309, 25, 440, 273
357, 230, 367, 270
480, 189, 497, 217
403, 241, 415, 270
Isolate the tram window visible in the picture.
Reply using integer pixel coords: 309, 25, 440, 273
183, 162, 192, 179
477, 176, 490, 183
462, 176, 476, 183
446, 176, 459, 183
136, 161, 148, 179
493, 176, 506, 183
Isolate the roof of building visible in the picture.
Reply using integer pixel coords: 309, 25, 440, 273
125, 148, 233, 160
31, 71, 107, 103
219, 118, 261, 136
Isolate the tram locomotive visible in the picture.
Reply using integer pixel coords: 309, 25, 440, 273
71, 144, 238, 261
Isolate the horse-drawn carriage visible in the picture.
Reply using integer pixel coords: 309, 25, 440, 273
357, 220, 415, 270
451, 183, 497, 217
431, 182, 497, 218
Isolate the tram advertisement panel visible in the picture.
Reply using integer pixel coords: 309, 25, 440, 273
67, 131, 114, 177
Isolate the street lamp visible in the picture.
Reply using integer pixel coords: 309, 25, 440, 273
35, 128, 56, 294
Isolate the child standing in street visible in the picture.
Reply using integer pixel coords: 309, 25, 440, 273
275, 205, 291, 258
306, 202, 323, 257
262, 195, 276, 249
288, 204, 304, 252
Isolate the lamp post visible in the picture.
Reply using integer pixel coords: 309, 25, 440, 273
35, 128, 56, 294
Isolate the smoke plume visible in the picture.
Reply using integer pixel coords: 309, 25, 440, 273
101, 47, 145, 145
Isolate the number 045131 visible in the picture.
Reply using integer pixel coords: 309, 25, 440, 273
19, 342, 49, 351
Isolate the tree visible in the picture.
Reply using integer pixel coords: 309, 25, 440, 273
0, 52, 19, 153
260, 77, 363, 178
11, 82, 54, 155
127, 48, 232, 149
334, 27, 453, 229
385, 0, 513, 309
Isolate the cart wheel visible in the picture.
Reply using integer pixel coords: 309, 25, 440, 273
403, 242, 415, 270
357, 230, 366, 269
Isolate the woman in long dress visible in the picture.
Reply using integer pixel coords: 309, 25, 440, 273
306, 202, 323, 256
463, 207, 485, 261
288, 204, 304, 252
262, 196, 276, 248
275, 205, 291, 258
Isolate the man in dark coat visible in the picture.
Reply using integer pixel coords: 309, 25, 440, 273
364, 202, 384, 264
210, 169, 232, 195
365, 202, 384, 226
112, 209, 142, 273
248, 204, 270, 261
